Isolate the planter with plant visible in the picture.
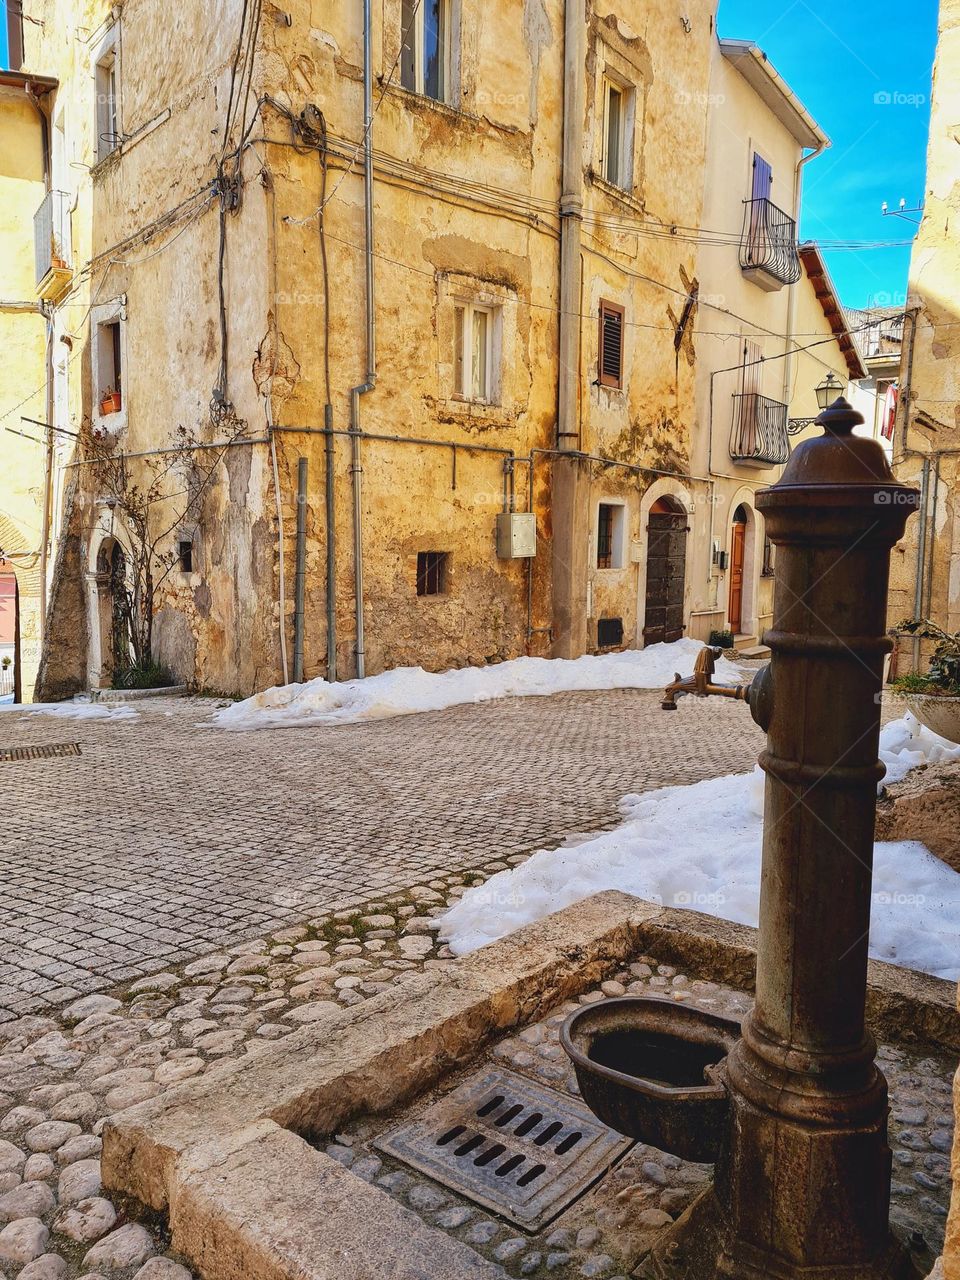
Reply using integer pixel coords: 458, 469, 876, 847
99, 387, 122, 416
708, 628, 735, 650
890, 619, 960, 743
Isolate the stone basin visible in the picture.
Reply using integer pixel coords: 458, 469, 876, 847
561, 996, 741, 1163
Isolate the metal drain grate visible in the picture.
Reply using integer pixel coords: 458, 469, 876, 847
0, 742, 81, 762
374, 1066, 632, 1230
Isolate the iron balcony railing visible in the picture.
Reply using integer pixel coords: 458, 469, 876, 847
739, 197, 801, 286
33, 190, 73, 286
730, 392, 790, 466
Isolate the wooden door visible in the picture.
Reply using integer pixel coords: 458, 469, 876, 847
643, 511, 687, 645
729, 520, 746, 634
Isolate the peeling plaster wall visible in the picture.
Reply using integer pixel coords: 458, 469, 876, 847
889, 4, 960, 1277
0, 87, 48, 699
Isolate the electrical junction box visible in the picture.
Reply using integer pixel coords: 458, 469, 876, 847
496, 512, 537, 559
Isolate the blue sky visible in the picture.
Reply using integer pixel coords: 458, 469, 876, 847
717, 0, 938, 309
1, 1, 935, 309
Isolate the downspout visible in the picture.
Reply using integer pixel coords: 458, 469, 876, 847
913, 456, 929, 671
350, 0, 376, 679
780, 139, 828, 410
293, 456, 307, 682
324, 403, 336, 681
29, 87, 53, 640
558, 0, 585, 451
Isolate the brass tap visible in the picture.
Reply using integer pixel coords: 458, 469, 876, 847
661, 646, 752, 711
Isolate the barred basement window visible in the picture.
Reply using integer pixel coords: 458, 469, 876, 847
761, 534, 775, 577
178, 540, 194, 573
598, 300, 624, 389
417, 551, 448, 596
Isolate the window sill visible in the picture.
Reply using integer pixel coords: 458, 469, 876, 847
587, 170, 645, 214
436, 397, 509, 427
93, 408, 127, 435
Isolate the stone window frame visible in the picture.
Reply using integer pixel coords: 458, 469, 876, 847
394, 0, 461, 108
92, 21, 122, 165
437, 273, 518, 423
592, 42, 643, 199
91, 296, 128, 435
594, 499, 628, 572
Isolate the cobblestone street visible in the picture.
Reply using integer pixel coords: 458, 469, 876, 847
1, 691, 763, 1020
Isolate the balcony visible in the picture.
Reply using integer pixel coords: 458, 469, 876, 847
34, 190, 73, 302
730, 392, 790, 467
739, 198, 801, 291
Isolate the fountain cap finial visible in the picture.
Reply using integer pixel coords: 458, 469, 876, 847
816, 395, 863, 435
765, 393, 906, 493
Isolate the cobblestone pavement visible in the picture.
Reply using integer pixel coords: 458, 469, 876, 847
0, 691, 763, 1019
0, 887, 950, 1280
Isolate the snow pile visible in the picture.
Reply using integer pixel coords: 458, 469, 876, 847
211, 639, 746, 731
436, 714, 960, 981
0, 701, 138, 721
878, 711, 960, 785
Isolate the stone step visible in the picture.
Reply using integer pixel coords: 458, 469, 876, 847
737, 645, 771, 660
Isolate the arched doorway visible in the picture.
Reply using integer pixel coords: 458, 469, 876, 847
0, 572, 19, 703
728, 504, 749, 634
96, 539, 133, 684
643, 496, 688, 645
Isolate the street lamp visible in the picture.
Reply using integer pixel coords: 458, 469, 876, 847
815, 370, 845, 411
790, 371, 847, 434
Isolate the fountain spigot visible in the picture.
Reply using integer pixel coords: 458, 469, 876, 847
661, 646, 752, 711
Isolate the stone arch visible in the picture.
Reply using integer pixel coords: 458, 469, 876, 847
0, 512, 42, 701
86, 508, 136, 689
726, 489, 760, 637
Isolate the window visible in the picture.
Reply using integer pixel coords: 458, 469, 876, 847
601, 75, 635, 189
598, 300, 624, 389
761, 534, 774, 577
454, 302, 497, 403
96, 318, 122, 414
400, 0, 452, 103
604, 81, 623, 185
596, 503, 625, 570
95, 36, 120, 161
417, 551, 448, 596
178, 540, 194, 574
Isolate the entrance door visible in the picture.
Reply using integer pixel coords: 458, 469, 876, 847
729, 507, 747, 634
643, 501, 687, 645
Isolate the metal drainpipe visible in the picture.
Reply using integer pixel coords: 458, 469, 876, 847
913, 455, 929, 670
557, 0, 585, 451
324, 403, 337, 682
293, 457, 308, 683
350, 0, 376, 680
780, 139, 828, 410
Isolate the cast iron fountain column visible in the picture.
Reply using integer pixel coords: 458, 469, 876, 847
715, 399, 919, 1278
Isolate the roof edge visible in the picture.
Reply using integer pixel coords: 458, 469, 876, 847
719, 39, 830, 152
0, 70, 59, 94
798, 242, 869, 381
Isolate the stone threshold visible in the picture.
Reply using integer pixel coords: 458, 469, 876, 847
101, 893, 959, 1280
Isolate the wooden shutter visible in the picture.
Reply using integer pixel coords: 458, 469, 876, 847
751, 153, 772, 202
6, 1, 24, 71
599, 300, 624, 389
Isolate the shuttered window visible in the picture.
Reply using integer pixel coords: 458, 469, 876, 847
598, 300, 624, 389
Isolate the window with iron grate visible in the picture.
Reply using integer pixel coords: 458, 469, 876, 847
598, 300, 624, 389
417, 550, 448, 596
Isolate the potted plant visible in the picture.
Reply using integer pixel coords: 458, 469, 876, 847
99, 387, 122, 416
890, 618, 960, 743
708, 628, 735, 650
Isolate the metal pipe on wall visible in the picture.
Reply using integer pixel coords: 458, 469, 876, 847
349, 0, 377, 680
324, 403, 337, 682
293, 456, 308, 683
558, 0, 585, 451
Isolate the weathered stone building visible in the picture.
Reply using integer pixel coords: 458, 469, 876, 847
3, 0, 879, 698
888, 0, 960, 672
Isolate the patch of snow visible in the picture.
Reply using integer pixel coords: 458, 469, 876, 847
0, 701, 138, 721
211, 639, 746, 731
436, 714, 960, 981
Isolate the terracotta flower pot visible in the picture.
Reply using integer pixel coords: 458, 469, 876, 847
100, 391, 122, 415
905, 692, 960, 744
